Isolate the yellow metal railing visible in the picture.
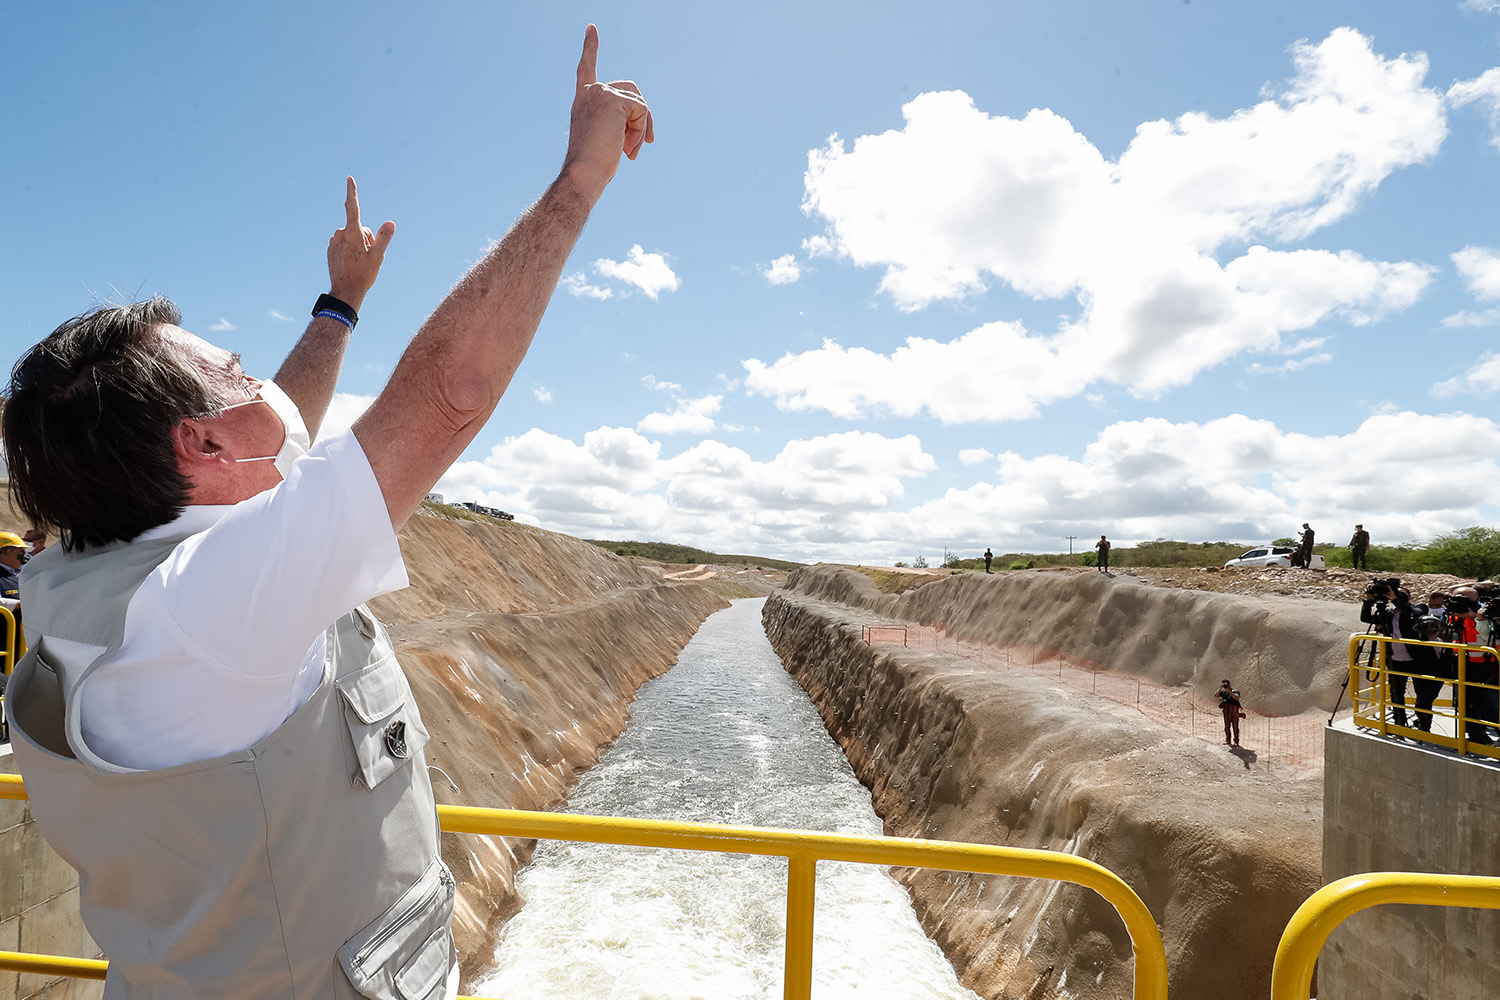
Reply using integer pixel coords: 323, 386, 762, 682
0, 606, 18, 676
1270, 872, 1500, 1000
0, 606, 18, 742
1347, 633, 1500, 760
0, 772, 1169, 1000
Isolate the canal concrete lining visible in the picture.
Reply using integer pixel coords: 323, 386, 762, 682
764, 570, 1324, 1000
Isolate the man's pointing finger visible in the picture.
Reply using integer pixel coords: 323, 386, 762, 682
344, 176, 361, 230
577, 23, 599, 90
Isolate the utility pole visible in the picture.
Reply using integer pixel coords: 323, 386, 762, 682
1065, 535, 1077, 555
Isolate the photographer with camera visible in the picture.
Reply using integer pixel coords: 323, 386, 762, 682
1444, 589, 1496, 745
1392, 587, 1446, 731
1360, 577, 1409, 726
1216, 679, 1244, 747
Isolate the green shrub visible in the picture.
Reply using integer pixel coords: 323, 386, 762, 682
1082, 552, 1097, 567
1423, 526, 1500, 580
1009, 559, 1034, 570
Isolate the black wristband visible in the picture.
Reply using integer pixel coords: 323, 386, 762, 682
312, 293, 359, 329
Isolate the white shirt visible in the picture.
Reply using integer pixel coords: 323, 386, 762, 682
40, 428, 408, 771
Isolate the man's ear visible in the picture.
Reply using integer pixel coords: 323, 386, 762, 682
170, 418, 227, 470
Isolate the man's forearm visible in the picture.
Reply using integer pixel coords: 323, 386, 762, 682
421, 170, 599, 406
273, 316, 353, 441
353, 171, 599, 523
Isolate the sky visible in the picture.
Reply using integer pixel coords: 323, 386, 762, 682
4, 1, 1500, 565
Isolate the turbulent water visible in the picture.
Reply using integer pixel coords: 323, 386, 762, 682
477, 598, 979, 1000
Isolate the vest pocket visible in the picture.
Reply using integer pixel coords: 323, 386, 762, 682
337, 661, 431, 789
338, 856, 456, 1000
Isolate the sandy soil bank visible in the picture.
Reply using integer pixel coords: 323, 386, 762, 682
368, 509, 727, 988
765, 568, 1324, 1000
807, 564, 1361, 716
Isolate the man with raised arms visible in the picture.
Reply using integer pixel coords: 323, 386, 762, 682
2, 26, 650, 1000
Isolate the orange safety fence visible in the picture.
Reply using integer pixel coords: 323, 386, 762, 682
864, 621, 1325, 770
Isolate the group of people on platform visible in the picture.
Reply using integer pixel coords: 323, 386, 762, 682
1360, 579, 1500, 744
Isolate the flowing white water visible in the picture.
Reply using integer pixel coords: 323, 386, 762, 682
477, 598, 980, 1000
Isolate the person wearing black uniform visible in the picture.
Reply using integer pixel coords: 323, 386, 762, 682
1349, 524, 1370, 571
1216, 680, 1244, 746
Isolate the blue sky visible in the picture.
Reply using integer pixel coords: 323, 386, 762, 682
5, 2, 1500, 564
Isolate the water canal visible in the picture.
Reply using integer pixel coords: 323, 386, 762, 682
477, 597, 979, 1000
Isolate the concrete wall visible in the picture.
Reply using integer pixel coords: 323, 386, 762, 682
1321, 723, 1500, 999
0, 747, 103, 1000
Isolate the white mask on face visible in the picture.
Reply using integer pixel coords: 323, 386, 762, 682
219, 379, 310, 480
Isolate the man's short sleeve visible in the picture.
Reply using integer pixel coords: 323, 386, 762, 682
149, 427, 409, 679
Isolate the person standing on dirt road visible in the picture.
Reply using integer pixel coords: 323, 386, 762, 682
1217, 680, 1244, 747
1095, 535, 1111, 573
1349, 524, 1370, 571
983, 548, 993, 573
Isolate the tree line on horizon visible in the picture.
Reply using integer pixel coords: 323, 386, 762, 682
940, 526, 1500, 580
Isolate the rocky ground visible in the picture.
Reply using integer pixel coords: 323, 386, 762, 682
880, 563, 1477, 604
1078, 564, 1475, 602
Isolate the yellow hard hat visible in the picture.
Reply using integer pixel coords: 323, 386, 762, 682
0, 532, 24, 549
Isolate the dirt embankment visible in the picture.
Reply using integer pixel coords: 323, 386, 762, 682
368, 511, 727, 988
816, 564, 1362, 715
764, 567, 1324, 1000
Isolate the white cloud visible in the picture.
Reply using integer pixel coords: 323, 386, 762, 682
1246, 352, 1333, 375
269, 310, 293, 323
1442, 308, 1500, 328
435, 427, 937, 551
533, 386, 553, 404
761, 29, 1443, 423
209, 318, 235, 332
1461, 0, 1500, 13
958, 447, 993, 465
641, 374, 682, 393
1452, 246, 1500, 299
893, 411, 1500, 556
637, 394, 723, 435
318, 392, 375, 436
1432, 351, 1500, 396
593, 245, 680, 299
562, 272, 614, 300
762, 254, 802, 286
431, 411, 1499, 562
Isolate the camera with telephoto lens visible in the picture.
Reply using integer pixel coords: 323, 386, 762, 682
1364, 577, 1400, 601
1446, 594, 1480, 616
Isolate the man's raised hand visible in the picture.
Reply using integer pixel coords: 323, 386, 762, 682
563, 24, 654, 202
327, 177, 395, 312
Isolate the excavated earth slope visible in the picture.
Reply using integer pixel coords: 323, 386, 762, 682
366, 510, 726, 988
765, 566, 1327, 1000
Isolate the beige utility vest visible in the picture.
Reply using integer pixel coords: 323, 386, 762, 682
5, 531, 455, 999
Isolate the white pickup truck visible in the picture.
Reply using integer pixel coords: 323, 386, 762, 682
1223, 545, 1325, 570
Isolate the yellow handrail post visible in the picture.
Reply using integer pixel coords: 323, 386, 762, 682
1457, 663, 1469, 756
783, 854, 816, 1000
1270, 873, 1500, 1000
1374, 640, 1387, 736
0, 606, 16, 677
1346, 635, 1361, 717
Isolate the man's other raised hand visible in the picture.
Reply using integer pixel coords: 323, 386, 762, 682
562, 24, 654, 203
327, 176, 395, 313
